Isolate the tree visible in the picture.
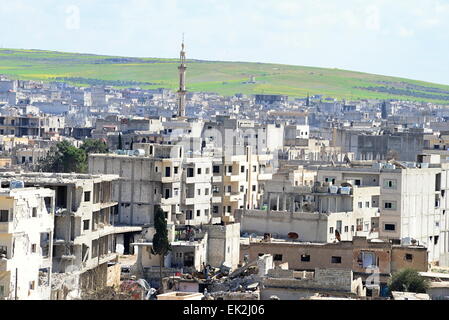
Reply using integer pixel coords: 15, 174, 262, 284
38, 140, 87, 173
388, 268, 429, 294
80, 139, 108, 155
118, 133, 123, 150
152, 205, 171, 292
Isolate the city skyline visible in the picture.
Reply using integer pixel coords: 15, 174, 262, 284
1, 0, 449, 85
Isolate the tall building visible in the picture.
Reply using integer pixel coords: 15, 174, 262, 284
177, 39, 187, 118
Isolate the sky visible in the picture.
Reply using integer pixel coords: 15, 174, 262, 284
1, 0, 449, 84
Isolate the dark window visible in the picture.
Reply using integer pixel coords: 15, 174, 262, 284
434, 235, 439, 245
300, 254, 310, 262
0, 210, 8, 222
32, 207, 37, 217
174, 166, 179, 174
165, 167, 171, 177
405, 254, 413, 261
252, 185, 256, 191
329, 227, 334, 234
384, 224, 396, 231
84, 191, 91, 202
355, 179, 361, 186
187, 168, 194, 177
213, 165, 220, 173
165, 189, 170, 199
83, 220, 90, 230
196, 210, 201, 217
331, 256, 342, 264
273, 254, 283, 261
197, 168, 202, 175
241, 165, 245, 173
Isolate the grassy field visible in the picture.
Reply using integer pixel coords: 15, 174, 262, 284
1, 48, 449, 104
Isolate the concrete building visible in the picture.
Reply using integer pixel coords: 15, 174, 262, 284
241, 236, 428, 297
0, 187, 55, 300
0, 172, 140, 299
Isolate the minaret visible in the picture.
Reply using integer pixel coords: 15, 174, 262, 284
177, 35, 187, 117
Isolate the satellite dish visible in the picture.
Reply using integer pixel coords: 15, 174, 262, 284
288, 232, 299, 240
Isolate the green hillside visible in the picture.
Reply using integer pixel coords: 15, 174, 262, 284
1, 48, 449, 104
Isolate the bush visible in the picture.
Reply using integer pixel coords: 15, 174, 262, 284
388, 268, 429, 293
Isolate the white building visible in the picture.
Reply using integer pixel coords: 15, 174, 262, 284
0, 187, 55, 300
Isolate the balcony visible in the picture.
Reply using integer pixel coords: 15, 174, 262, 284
0, 258, 10, 271
184, 197, 195, 206
161, 197, 178, 206
0, 222, 13, 233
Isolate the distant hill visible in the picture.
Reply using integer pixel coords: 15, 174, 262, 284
1, 48, 449, 104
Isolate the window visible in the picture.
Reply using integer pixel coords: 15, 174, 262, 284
197, 189, 201, 196
205, 209, 209, 216
252, 185, 256, 192
84, 191, 91, 202
206, 168, 210, 174
227, 166, 232, 173
344, 226, 349, 233
365, 201, 370, 208
384, 223, 396, 231
0, 210, 8, 222
383, 201, 396, 210
31, 244, 36, 253
336, 220, 342, 233
197, 168, 202, 175
205, 188, 209, 196
329, 227, 334, 234
434, 235, 439, 245
355, 179, 361, 186
174, 188, 179, 196
405, 254, 413, 261
331, 256, 342, 264
196, 210, 201, 217
360, 252, 376, 268
213, 206, 219, 214
174, 166, 179, 174
83, 220, 90, 230
165, 167, 171, 177
240, 185, 244, 192
32, 207, 37, 217
358, 202, 363, 208
253, 165, 257, 172
351, 225, 355, 232
187, 168, 194, 177
0, 246, 7, 256
164, 189, 170, 199
273, 254, 283, 261
0, 285, 4, 297
186, 210, 193, 220
300, 254, 310, 262
29, 281, 35, 290
383, 179, 397, 189
213, 165, 220, 173
241, 165, 245, 173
